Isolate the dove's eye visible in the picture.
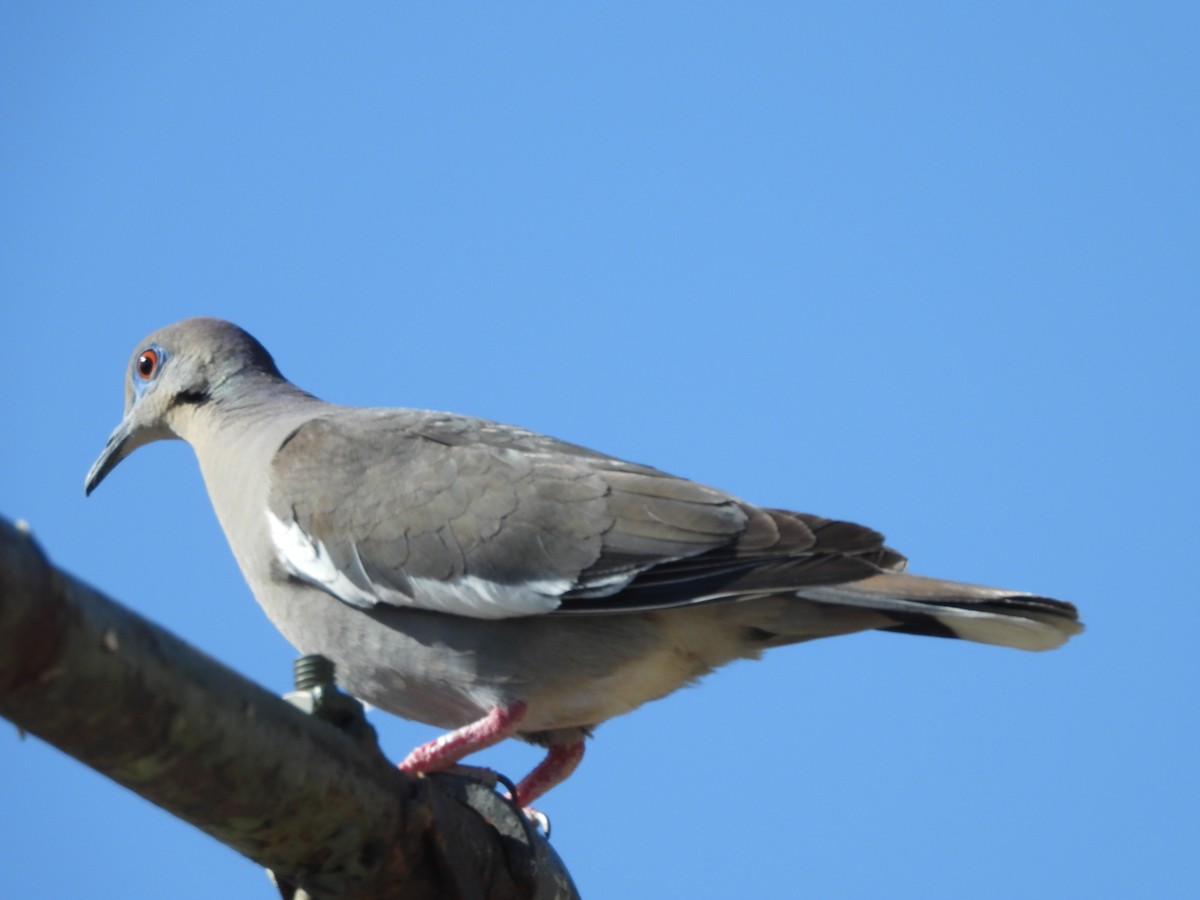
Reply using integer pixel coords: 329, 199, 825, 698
136, 349, 160, 380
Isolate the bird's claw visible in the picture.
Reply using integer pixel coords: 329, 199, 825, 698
521, 805, 552, 837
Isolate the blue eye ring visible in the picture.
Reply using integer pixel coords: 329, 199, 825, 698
132, 344, 168, 399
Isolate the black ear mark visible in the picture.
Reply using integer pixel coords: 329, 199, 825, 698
174, 389, 211, 407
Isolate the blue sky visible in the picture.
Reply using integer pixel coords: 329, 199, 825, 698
2, 4, 1196, 898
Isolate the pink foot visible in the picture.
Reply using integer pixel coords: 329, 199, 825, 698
398, 703, 587, 812
399, 701, 528, 774
515, 741, 585, 806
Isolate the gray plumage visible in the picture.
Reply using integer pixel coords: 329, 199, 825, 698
85, 317, 1082, 803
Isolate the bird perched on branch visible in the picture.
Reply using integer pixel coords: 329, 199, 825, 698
86, 318, 1081, 807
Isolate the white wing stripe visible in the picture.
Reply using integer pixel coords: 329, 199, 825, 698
266, 510, 566, 619
268, 510, 378, 609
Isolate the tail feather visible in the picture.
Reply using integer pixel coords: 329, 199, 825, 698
798, 572, 1082, 652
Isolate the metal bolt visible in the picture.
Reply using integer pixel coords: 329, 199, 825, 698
293, 654, 335, 691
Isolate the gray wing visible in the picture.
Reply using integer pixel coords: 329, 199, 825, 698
266, 408, 902, 619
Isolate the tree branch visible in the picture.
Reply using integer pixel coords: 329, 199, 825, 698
0, 516, 579, 900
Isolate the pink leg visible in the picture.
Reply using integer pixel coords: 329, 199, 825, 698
399, 701, 528, 774
515, 741, 585, 806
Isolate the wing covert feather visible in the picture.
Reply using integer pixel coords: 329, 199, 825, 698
266, 408, 902, 619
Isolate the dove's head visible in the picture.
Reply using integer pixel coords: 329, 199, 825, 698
85, 318, 283, 495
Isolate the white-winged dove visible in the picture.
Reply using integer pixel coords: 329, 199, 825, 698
86, 318, 1081, 805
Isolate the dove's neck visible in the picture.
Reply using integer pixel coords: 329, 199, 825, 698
177, 377, 331, 590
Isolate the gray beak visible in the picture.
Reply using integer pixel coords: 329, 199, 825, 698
85, 417, 134, 496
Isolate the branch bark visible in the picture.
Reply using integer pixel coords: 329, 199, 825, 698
0, 515, 579, 900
